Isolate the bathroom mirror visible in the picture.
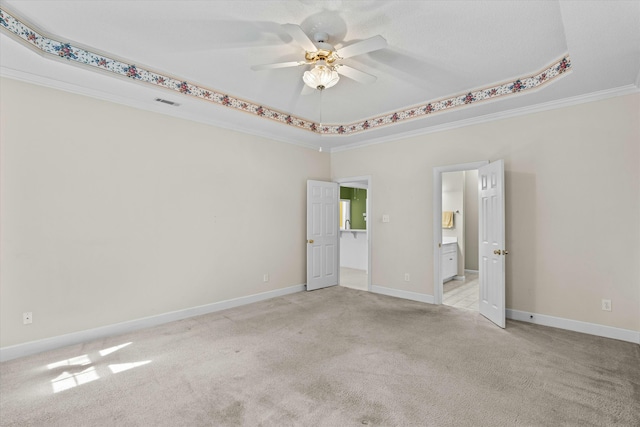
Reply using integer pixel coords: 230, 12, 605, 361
339, 199, 351, 229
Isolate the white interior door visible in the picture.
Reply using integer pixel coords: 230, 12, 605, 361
478, 160, 506, 328
307, 180, 339, 291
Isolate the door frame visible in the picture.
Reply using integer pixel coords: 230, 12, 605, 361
433, 161, 488, 304
335, 175, 372, 292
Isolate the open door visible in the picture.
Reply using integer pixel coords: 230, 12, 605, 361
478, 160, 506, 328
306, 180, 339, 291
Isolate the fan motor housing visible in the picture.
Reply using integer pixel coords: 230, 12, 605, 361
305, 33, 339, 64
305, 49, 338, 64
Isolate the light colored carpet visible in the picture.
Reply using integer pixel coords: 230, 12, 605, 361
1, 286, 639, 426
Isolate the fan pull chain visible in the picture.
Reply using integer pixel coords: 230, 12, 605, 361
318, 90, 323, 152
319, 89, 323, 128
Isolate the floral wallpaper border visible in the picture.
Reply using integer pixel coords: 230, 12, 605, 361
0, 8, 572, 136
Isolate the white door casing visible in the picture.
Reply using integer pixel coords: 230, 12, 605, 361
478, 160, 506, 328
306, 180, 339, 291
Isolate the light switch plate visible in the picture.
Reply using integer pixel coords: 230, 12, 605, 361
382, 215, 389, 223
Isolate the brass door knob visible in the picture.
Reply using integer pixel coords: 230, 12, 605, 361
494, 249, 501, 255
307, 239, 314, 244
502, 250, 509, 255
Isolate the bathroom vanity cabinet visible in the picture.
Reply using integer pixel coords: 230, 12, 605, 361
441, 242, 458, 281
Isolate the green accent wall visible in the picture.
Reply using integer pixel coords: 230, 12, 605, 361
340, 187, 367, 229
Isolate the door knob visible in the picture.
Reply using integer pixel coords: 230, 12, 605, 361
502, 250, 509, 255
307, 239, 314, 244
494, 249, 501, 255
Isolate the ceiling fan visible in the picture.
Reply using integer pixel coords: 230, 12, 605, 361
251, 24, 387, 91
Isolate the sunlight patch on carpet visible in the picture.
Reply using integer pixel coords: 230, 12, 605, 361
50, 366, 99, 393
109, 361, 151, 374
45, 342, 150, 393
99, 342, 132, 356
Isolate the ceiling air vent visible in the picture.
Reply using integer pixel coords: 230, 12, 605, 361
155, 98, 180, 106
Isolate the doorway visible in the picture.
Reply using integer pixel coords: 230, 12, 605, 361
441, 170, 479, 311
336, 176, 372, 292
432, 161, 488, 306
433, 160, 507, 328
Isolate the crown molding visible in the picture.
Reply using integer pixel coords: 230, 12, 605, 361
1, 6, 573, 138
0, 66, 320, 151
330, 84, 640, 153
3, 65, 637, 155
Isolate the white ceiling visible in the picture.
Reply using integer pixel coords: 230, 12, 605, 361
1, 1, 639, 151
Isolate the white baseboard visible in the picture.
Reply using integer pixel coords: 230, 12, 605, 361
0, 284, 305, 362
371, 285, 434, 304
5, 285, 634, 362
506, 309, 640, 345
464, 269, 478, 274
369, 287, 638, 345
453, 275, 465, 281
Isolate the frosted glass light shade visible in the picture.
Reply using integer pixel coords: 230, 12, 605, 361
303, 63, 339, 90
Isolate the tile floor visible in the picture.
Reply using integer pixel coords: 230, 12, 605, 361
443, 271, 479, 311
339, 267, 368, 291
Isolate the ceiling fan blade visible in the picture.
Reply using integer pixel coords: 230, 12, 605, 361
335, 65, 377, 85
282, 24, 318, 52
336, 35, 387, 59
251, 61, 309, 71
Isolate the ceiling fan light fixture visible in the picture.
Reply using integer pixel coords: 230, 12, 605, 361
303, 61, 339, 91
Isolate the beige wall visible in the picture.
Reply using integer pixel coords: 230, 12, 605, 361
0, 78, 330, 347
2, 77, 638, 348
332, 93, 640, 332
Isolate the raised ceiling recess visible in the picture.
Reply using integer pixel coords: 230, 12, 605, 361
1, 2, 638, 150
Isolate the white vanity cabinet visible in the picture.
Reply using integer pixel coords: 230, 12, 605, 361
441, 242, 458, 281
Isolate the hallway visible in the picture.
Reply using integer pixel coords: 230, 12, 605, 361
339, 267, 367, 291
443, 272, 479, 311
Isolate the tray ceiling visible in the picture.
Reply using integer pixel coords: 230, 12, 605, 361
1, 1, 639, 151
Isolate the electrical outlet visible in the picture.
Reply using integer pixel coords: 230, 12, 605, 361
404, 273, 410, 282
23, 312, 32, 325
263, 273, 269, 283
601, 299, 611, 311
382, 215, 390, 223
